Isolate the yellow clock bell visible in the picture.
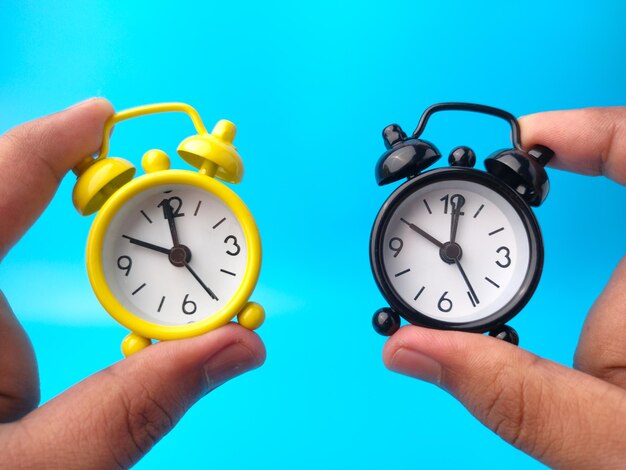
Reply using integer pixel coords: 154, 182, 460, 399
72, 103, 264, 356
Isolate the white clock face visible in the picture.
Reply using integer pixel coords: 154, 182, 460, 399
101, 183, 248, 326
379, 177, 535, 324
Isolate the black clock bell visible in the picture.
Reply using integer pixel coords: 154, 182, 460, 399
370, 103, 554, 344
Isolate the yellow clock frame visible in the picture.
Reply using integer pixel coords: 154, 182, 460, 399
72, 103, 264, 356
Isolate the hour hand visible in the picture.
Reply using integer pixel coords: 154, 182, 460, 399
449, 194, 465, 244
400, 218, 444, 248
159, 198, 181, 247
122, 235, 171, 255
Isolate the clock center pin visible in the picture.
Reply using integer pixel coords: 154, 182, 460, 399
169, 245, 192, 267
440, 242, 463, 264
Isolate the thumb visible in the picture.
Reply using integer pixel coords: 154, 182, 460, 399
383, 326, 626, 469
7, 324, 264, 469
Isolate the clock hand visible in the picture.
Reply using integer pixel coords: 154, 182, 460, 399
454, 258, 479, 305
184, 261, 219, 301
160, 198, 181, 247
122, 235, 171, 255
449, 194, 465, 244
400, 218, 444, 248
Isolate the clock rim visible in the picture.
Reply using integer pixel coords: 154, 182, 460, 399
370, 167, 543, 332
86, 169, 261, 340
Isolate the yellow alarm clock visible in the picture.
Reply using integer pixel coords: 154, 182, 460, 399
72, 103, 264, 356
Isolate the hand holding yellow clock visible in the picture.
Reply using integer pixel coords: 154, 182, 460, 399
0, 99, 265, 468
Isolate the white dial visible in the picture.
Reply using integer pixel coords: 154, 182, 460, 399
101, 183, 248, 326
377, 175, 538, 324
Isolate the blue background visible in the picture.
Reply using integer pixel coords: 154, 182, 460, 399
1, 1, 625, 468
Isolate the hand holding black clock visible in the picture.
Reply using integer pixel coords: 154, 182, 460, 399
384, 107, 626, 469
0, 99, 265, 468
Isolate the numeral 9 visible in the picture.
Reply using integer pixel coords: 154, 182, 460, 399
388, 237, 403, 258
117, 255, 132, 276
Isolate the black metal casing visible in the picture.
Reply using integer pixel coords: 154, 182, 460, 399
370, 167, 544, 333
370, 103, 553, 340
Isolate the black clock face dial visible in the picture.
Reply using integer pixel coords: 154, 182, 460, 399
371, 168, 543, 331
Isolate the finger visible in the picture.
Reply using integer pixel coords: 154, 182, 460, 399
519, 107, 626, 184
384, 326, 626, 468
5, 324, 265, 469
0, 291, 39, 422
0, 98, 114, 258
574, 256, 626, 387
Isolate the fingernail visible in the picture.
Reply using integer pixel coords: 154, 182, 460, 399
65, 97, 99, 110
204, 342, 260, 392
388, 347, 442, 385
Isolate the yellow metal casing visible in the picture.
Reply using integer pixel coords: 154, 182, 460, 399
178, 119, 244, 183
86, 169, 262, 345
72, 103, 264, 356
73, 157, 136, 215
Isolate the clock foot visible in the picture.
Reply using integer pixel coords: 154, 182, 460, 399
373, 308, 401, 336
489, 325, 519, 346
238, 302, 265, 330
122, 333, 152, 357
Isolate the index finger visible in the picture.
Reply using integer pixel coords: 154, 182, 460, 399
519, 107, 626, 185
0, 98, 114, 258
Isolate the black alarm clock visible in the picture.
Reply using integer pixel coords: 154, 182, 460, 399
370, 103, 554, 344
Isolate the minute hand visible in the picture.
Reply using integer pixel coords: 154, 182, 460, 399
184, 262, 219, 301
455, 259, 479, 304
400, 218, 444, 248
122, 235, 171, 255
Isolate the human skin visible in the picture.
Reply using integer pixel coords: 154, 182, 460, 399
0, 99, 266, 469
384, 108, 626, 468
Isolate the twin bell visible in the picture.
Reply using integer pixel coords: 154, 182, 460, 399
375, 123, 554, 207
72, 119, 243, 216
